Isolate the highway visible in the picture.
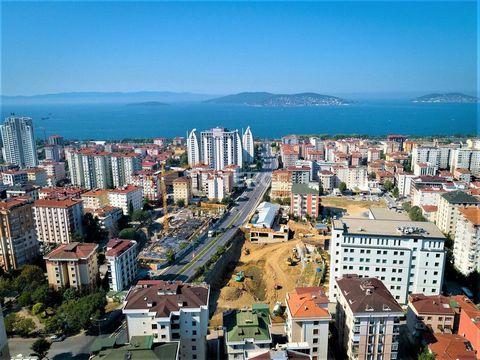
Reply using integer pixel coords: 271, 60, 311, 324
160, 145, 276, 282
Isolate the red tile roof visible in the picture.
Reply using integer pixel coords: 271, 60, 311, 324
428, 333, 476, 360
106, 239, 137, 257
44, 242, 97, 261
34, 198, 83, 208
408, 294, 456, 315
286, 286, 330, 319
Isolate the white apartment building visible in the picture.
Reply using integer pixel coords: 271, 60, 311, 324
207, 175, 225, 201
411, 187, 446, 208
332, 166, 369, 191
111, 153, 142, 188
187, 127, 245, 170
413, 162, 438, 176
412, 146, 454, 170
108, 185, 143, 215
0, 116, 38, 169
1, 170, 27, 186
453, 208, 480, 276
288, 165, 311, 184
435, 190, 479, 236
285, 287, 331, 360
81, 189, 110, 210
395, 172, 416, 198
335, 276, 402, 360
329, 218, 446, 304
130, 170, 162, 201
33, 198, 84, 244
26, 168, 48, 187
319, 170, 335, 193
123, 280, 210, 360
450, 148, 480, 175
105, 239, 137, 292
39, 161, 66, 186
242, 126, 255, 164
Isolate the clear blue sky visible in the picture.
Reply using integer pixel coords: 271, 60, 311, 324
1, 1, 477, 96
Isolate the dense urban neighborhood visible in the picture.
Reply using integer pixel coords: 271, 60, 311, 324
0, 116, 478, 360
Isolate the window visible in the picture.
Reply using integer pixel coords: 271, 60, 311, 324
313, 338, 318, 344
313, 329, 319, 335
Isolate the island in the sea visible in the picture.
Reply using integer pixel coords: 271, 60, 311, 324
126, 101, 169, 107
412, 92, 478, 103
205, 92, 351, 107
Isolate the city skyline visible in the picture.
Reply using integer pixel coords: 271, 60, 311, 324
1, 1, 477, 96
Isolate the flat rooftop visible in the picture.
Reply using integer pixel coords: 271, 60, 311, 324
332, 218, 445, 239
368, 207, 409, 221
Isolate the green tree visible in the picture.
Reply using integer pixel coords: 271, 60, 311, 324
128, 200, 134, 217
418, 347, 435, 360
117, 214, 130, 231
31, 337, 51, 359
71, 231, 84, 242
131, 210, 150, 222
4, 313, 18, 334
392, 187, 400, 199
221, 196, 233, 206
14, 265, 46, 292
6, 314, 36, 336
83, 213, 108, 243
384, 180, 394, 192
408, 206, 427, 222
179, 152, 188, 166
338, 182, 347, 193
118, 228, 137, 240
32, 303, 45, 316
368, 172, 376, 180
262, 193, 271, 202
166, 249, 176, 264
176, 199, 185, 208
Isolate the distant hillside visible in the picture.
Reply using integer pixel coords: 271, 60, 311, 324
412, 92, 478, 103
205, 92, 351, 106
1, 91, 216, 104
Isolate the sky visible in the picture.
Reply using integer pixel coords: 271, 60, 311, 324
1, 1, 478, 96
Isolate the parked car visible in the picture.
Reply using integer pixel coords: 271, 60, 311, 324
50, 334, 66, 342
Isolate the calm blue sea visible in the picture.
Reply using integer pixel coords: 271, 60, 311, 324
0, 101, 478, 140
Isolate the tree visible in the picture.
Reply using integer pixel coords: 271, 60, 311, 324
32, 303, 45, 316
392, 187, 399, 199
418, 347, 435, 360
319, 183, 324, 196
117, 214, 130, 231
338, 182, 347, 193
31, 337, 51, 359
179, 152, 188, 166
118, 228, 137, 240
368, 172, 376, 180
408, 206, 427, 222
166, 249, 176, 264
383, 179, 394, 192
128, 200, 134, 217
5, 313, 36, 336
131, 210, 150, 222
83, 213, 108, 243
71, 231, 84, 243
176, 199, 185, 208
14, 265, 46, 292
221, 196, 233, 207
262, 193, 271, 202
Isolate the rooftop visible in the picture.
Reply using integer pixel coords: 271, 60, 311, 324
123, 280, 209, 318
458, 207, 480, 226
44, 242, 98, 261
332, 218, 445, 239
108, 185, 141, 194
286, 287, 330, 319
368, 207, 409, 221
336, 276, 403, 314
34, 198, 83, 208
291, 183, 319, 196
223, 305, 271, 343
82, 189, 109, 197
427, 333, 476, 360
441, 190, 479, 204
106, 239, 137, 257
408, 294, 456, 315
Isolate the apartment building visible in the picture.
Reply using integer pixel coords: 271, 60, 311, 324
44, 242, 98, 289
271, 169, 292, 199
453, 168, 472, 183
38, 161, 66, 186
86, 206, 123, 237
450, 148, 480, 175
406, 294, 457, 336
412, 146, 454, 170
6, 184, 40, 200
290, 184, 320, 219
455, 295, 480, 352
413, 162, 438, 177
130, 170, 162, 201
33, 198, 84, 244
435, 191, 479, 236
123, 280, 210, 360
0, 197, 38, 272
0, 116, 38, 169
1, 170, 27, 186
335, 276, 402, 360
38, 186, 86, 200
329, 218, 446, 304
319, 170, 335, 193
107, 185, 143, 215
395, 172, 416, 198
333, 166, 369, 191
288, 166, 311, 184
281, 144, 300, 168
111, 152, 142, 188
285, 287, 331, 360
453, 207, 480, 275
207, 174, 225, 201
81, 189, 110, 210
242, 126, 255, 164
105, 239, 137, 292
173, 176, 192, 206
223, 304, 272, 360
25, 168, 48, 187
411, 187, 447, 208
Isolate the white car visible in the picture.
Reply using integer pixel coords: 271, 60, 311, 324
50, 334, 66, 342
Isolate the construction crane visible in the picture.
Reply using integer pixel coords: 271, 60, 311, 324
161, 161, 169, 235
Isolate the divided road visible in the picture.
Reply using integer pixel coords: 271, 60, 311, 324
161, 152, 276, 281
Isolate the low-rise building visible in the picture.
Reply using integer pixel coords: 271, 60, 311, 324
123, 280, 210, 360
44, 242, 98, 289
249, 202, 289, 243
38, 186, 86, 200
105, 239, 137, 292
108, 185, 143, 215
86, 206, 123, 237
6, 184, 40, 200
406, 294, 457, 336
426, 333, 477, 360
318, 170, 334, 193
173, 176, 192, 206
335, 276, 402, 360
455, 295, 480, 353
33, 198, 84, 244
454, 168, 472, 183
224, 304, 272, 360
285, 287, 330, 360
0, 197, 38, 272
81, 189, 110, 210
414, 162, 438, 177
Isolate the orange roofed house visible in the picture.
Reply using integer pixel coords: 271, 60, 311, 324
455, 295, 480, 353
285, 287, 331, 360
44, 242, 98, 290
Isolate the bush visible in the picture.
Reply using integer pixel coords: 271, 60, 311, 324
5, 313, 35, 336
31, 337, 51, 359
118, 228, 137, 240
32, 303, 45, 316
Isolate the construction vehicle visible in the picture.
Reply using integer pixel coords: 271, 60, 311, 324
234, 271, 245, 282
286, 257, 297, 266
161, 162, 169, 235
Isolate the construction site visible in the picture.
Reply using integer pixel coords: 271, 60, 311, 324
210, 219, 329, 327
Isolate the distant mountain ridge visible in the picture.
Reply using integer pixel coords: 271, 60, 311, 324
205, 92, 351, 106
412, 92, 478, 103
1, 91, 216, 104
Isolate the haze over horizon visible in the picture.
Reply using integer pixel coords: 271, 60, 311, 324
1, 1, 477, 97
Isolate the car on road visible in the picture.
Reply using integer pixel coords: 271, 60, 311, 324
50, 334, 66, 342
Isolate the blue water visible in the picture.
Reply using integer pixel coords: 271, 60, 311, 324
0, 101, 478, 140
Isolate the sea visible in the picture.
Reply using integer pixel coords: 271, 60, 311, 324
0, 101, 478, 140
